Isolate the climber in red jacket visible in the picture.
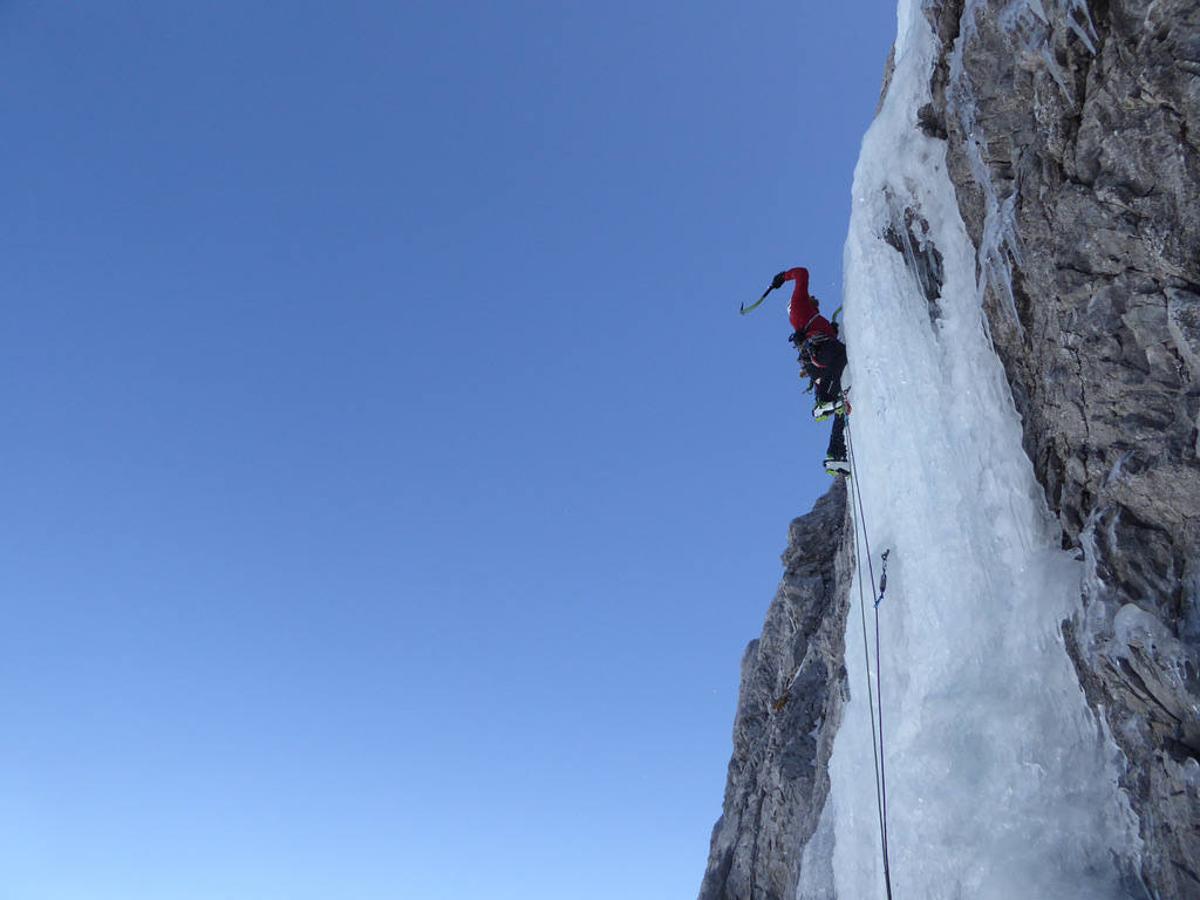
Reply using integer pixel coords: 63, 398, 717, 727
769, 267, 849, 476
773, 267, 837, 340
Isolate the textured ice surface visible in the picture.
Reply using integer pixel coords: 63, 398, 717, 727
823, 1, 1143, 897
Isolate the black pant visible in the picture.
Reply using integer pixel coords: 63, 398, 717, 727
808, 338, 846, 405
802, 338, 847, 460
827, 408, 846, 461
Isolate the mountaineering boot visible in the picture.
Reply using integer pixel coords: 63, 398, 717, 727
824, 456, 851, 477
812, 397, 846, 421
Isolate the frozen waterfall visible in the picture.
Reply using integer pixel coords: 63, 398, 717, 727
804, 2, 1145, 897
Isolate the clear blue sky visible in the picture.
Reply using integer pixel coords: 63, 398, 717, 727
0, 3, 895, 898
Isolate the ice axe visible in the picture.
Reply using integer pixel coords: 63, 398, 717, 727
739, 285, 775, 316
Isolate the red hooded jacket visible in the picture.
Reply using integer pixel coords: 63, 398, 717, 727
784, 267, 836, 339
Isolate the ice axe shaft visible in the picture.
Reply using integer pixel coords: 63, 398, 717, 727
739, 286, 774, 316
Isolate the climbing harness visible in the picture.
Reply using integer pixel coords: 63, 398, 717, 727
843, 401, 896, 900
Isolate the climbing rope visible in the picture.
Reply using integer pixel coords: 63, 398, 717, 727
843, 404, 895, 900
849, 465, 887, 880
873, 546, 892, 896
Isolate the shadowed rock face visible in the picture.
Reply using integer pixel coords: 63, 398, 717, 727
923, 1, 1200, 895
697, 483, 852, 900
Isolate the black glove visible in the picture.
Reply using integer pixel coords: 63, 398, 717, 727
770, 271, 786, 291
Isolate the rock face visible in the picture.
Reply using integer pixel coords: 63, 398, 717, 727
701, 2, 1200, 897
697, 483, 852, 900
920, 1, 1200, 895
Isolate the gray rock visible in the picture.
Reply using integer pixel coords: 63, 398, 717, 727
701, 3, 1200, 896
697, 483, 852, 900
924, 1, 1200, 895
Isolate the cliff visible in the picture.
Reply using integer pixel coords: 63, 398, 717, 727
697, 483, 851, 900
701, 1, 1200, 897
924, 0, 1200, 893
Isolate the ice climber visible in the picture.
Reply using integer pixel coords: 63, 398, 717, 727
769, 267, 850, 477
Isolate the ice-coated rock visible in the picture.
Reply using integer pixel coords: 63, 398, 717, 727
700, 2, 1199, 897
922, 1, 1200, 893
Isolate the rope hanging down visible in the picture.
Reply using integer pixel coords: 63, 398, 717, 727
843, 402, 895, 900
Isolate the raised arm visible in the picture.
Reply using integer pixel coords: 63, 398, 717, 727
782, 267, 823, 334
771, 266, 808, 291
783, 267, 809, 296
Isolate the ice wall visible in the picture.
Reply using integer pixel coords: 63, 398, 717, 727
813, 1, 1144, 896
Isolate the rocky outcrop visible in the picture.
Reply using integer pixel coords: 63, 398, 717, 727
921, 1, 1200, 895
701, 3, 1199, 896
697, 483, 852, 900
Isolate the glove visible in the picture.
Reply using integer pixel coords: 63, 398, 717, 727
770, 271, 786, 291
